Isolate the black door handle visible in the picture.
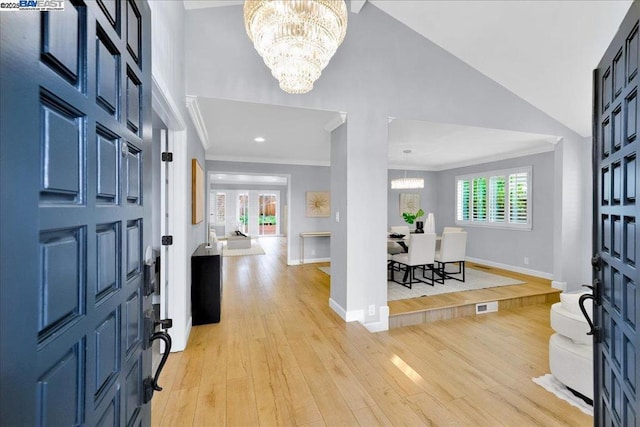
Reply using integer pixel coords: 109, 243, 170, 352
142, 309, 173, 403
143, 331, 172, 403
149, 331, 172, 391
578, 293, 600, 342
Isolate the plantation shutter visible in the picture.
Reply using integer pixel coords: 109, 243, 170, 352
509, 172, 528, 224
489, 176, 506, 222
472, 178, 487, 221
457, 179, 470, 221
455, 167, 531, 229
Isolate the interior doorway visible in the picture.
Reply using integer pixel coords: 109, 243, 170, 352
208, 172, 287, 238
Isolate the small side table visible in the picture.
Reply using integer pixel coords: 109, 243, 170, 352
299, 231, 330, 264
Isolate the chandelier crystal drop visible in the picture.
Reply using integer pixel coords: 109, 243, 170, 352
243, 0, 348, 94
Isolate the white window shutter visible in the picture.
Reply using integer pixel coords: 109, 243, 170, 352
489, 176, 506, 222
457, 180, 470, 221
509, 172, 529, 224
472, 177, 487, 221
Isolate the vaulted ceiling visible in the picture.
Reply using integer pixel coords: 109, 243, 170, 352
184, 0, 632, 169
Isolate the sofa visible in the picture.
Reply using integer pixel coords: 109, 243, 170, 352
548, 291, 594, 402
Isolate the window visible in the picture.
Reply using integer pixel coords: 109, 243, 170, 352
215, 192, 226, 224
455, 167, 531, 230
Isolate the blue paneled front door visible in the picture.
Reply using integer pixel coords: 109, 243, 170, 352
0, 0, 153, 425
593, 2, 640, 425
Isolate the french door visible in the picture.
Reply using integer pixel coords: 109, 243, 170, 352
258, 192, 278, 235
238, 192, 249, 234
593, 2, 640, 425
0, 1, 155, 425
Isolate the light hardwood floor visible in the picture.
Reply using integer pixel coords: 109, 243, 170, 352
152, 237, 591, 426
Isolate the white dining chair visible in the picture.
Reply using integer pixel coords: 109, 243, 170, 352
435, 231, 467, 282
442, 226, 463, 233
390, 233, 440, 288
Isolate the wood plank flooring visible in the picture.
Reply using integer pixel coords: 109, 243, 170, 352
152, 237, 591, 426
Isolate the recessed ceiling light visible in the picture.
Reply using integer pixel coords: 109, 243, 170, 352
254, 137, 265, 143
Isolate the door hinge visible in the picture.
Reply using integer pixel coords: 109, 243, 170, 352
161, 152, 173, 162
161, 235, 173, 245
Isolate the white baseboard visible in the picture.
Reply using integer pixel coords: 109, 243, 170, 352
466, 256, 553, 280
364, 305, 389, 333
552, 281, 567, 291
329, 299, 389, 332
329, 298, 365, 322
288, 257, 331, 266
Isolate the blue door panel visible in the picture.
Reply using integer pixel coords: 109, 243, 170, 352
126, 220, 141, 277
96, 126, 120, 204
40, 95, 84, 204
37, 340, 84, 426
39, 227, 85, 341
126, 146, 141, 203
126, 0, 139, 62
125, 288, 141, 355
126, 71, 141, 134
97, 222, 121, 299
96, 28, 120, 116
96, 396, 119, 427
125, 356, 141, 424
41, 2, 83, 86
95, 310, 120, 399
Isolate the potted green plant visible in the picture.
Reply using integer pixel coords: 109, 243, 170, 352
402, 209, 425, 233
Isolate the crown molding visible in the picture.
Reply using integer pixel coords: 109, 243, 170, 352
152, 76, 186, 130
206, 154, 330, 167
324, 112, 347, 132
185, 95, 210, 150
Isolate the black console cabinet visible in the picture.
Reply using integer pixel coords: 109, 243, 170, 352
191, 243, 223, 324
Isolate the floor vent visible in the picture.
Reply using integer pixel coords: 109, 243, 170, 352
476, 301, 498, 314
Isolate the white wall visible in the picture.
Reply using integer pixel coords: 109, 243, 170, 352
330, 122, 349, 317
185, 3, 591, 329
149, 1, 206, 351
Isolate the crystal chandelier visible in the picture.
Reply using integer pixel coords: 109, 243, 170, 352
243, 0, 348, 94
391, 149, 424, 189
390, 176, 425, 190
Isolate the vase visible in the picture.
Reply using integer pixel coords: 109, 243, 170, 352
415, 221, 424, 233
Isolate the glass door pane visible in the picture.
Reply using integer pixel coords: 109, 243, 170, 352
238, 193, 248, 234
258, 193, 277, 235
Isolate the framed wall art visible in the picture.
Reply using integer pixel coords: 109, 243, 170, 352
399, 193, 420, 215
192, 159, 204, 224
306, 191, 330, 217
